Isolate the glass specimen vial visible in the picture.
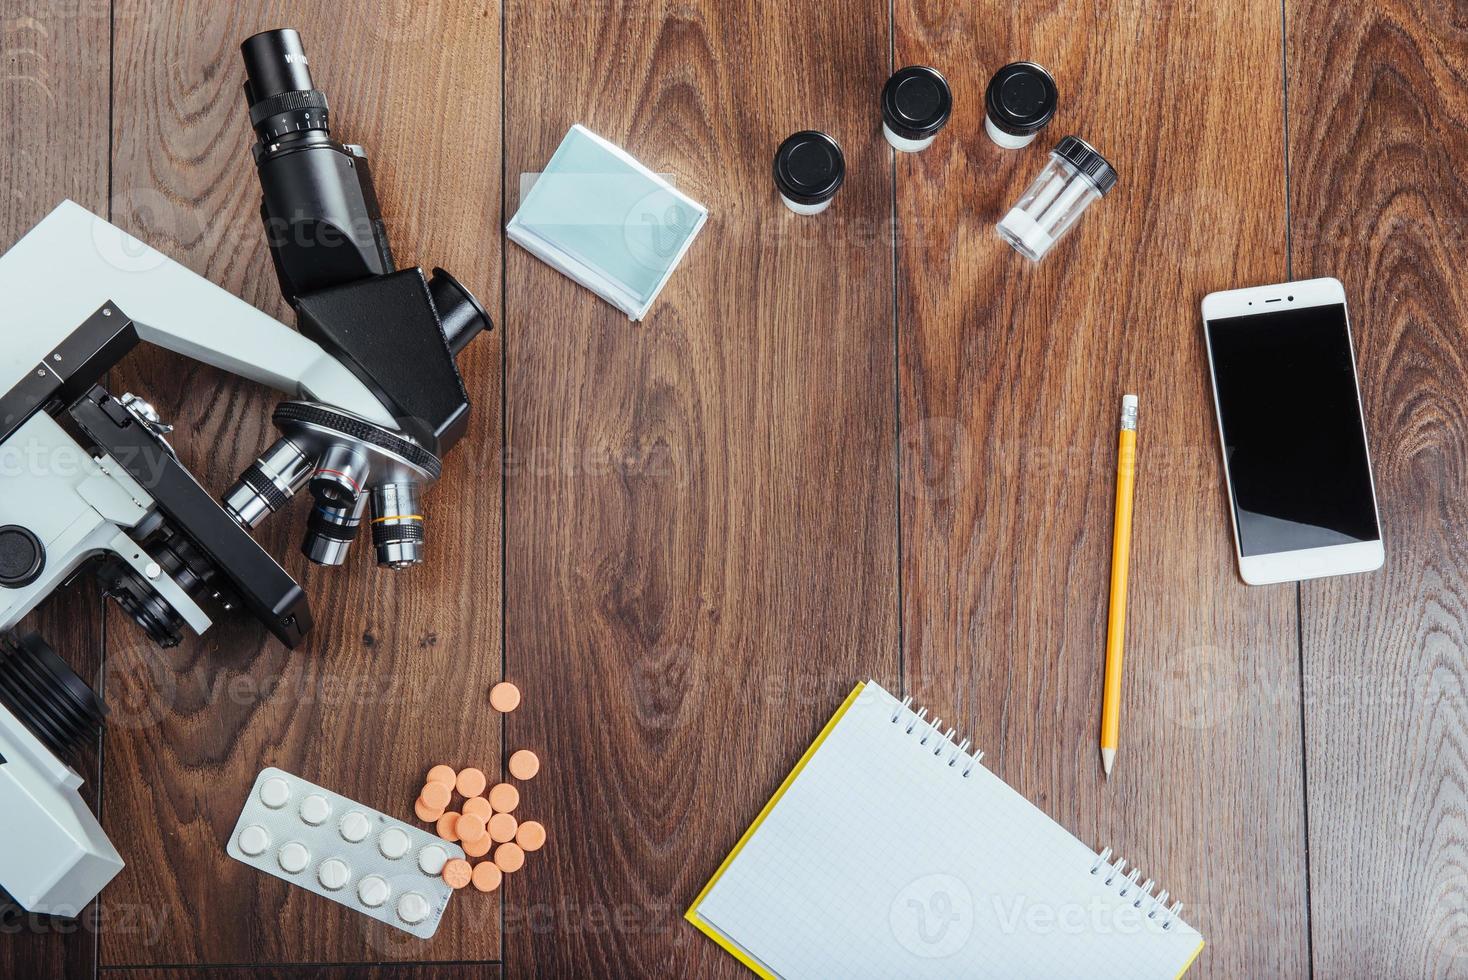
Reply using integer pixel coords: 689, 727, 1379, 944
882, 66, 952, 152
997, 135, 1118, 262
774, 131, 845, 215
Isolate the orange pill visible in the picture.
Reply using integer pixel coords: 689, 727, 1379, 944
489, 681, 521, 713
414, 797, 444, 823
425, 764, 457, 788
516, 820, 546, 852
462, 833, 492, 857
493, 842, 525, 873
488, 812, 518, 843
471, 860, 503, 893
508, 750, 540, 781
487, 782, 519, 814
436, 811, 462, 842
456, 767, 488, 798
420, 781, 452, 810
442, 858, 473, 889
455, 812, 487, 843
462, 796, 493, 821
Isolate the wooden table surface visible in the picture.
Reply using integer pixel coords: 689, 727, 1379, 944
1, 0, 1463, 977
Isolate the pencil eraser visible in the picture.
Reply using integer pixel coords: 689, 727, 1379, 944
1122, 394, 1138, 411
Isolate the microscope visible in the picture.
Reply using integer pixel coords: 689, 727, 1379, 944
0, 29, 491, 916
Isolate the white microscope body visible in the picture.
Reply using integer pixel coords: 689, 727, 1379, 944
0, 201, 400, 916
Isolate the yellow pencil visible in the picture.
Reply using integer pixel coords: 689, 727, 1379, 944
1101, 394, 1138, 777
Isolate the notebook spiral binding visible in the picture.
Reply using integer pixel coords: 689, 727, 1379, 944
888, 692, 1186, 932
888, 694, 984, 776
1087, 847, 1186, 930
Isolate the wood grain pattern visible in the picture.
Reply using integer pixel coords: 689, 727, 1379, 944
501, 0, 900, 974
1290, 1, 1468, 975
0, 2, 110, 979
99, 0, 502, 966
105, 967, 499, 980
893, 1, 1309, 976
9, 1, 1468, 976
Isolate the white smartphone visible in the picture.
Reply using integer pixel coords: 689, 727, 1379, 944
1201, 277, 1384, 585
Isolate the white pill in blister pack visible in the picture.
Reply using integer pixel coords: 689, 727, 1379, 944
278, 841, 311, 874
300, 794, 331, 826
260, 776, 291, 808
227, 767, 462, 939
417, 844, 448, 876
238, 825, 271, 857
379, 827, 410, 860
398, 892, 431, 925
359, 874, 390, 907
340, 811, 371, 843
319, 858, 351, 891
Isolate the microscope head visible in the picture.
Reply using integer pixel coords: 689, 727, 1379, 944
222, 28, 493, 572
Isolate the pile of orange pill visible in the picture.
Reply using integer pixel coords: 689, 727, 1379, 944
412, 682, 545, 894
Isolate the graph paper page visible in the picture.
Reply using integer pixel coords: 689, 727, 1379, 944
690, 682, 1203, 979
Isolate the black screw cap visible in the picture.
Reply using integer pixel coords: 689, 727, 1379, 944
1053, 135, 1119, 195
985, 62, 1059, 137
883, 66, 953, 141
773, 131, 846, 206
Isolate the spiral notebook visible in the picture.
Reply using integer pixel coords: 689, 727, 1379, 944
687, 681, 1204, 979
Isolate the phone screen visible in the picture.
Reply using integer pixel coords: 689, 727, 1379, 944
1207, 302, 1380, 557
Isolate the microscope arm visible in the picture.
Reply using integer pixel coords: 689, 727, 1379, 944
0, 200, 396, 428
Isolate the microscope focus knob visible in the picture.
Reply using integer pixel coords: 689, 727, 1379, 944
0, 526, 45, 588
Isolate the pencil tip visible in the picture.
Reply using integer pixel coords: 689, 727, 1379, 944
1101, 748, 1115, 777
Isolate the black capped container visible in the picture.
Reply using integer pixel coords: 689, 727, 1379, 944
984, 62, 1058, 149
881, 66, 952, 152
774, 131, 845, 215
997, 135, 1118, 261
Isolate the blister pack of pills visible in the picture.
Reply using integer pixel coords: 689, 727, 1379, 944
227, 767, 463, 938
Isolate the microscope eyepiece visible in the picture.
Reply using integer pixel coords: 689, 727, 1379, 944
241, 29, 329, 145
242, 29, 313, 102
429, 268, 494, 357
